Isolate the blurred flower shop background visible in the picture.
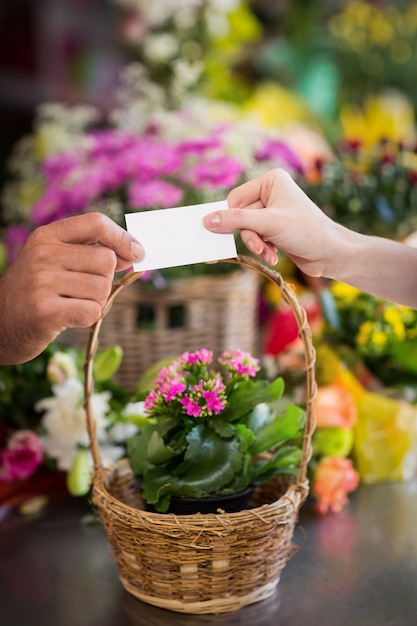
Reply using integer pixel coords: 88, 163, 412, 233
2, 0, 417, 517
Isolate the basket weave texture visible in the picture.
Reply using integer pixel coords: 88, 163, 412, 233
83, 255, 317, 615
65, 265, 259, 390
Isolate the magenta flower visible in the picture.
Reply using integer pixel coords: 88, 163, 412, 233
180, 396, 202, 417
128, 179, 184, 209
0, 430, 44, 483
202, 390, 226, 415
178, 349, 213, 368
256, 139, 303, 173
219, 350, 260, 379
182, 156, 244, 189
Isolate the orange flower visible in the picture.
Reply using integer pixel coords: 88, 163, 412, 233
312, 457, 359, 515
315, 382, 357, 429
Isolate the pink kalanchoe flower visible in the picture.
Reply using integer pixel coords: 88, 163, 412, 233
219, 350, 260, 378
0, 430, 44, 483
179, 349, 213, 367
202, 390, 226, 415
180, 396, 202, 418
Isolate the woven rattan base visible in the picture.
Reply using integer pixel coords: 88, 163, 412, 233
92, 460, 308, 615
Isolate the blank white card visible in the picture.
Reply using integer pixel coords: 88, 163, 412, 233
125, 200, 237, 273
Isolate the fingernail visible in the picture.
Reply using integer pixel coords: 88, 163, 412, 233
247, 239, 263, 255
205, 213, 221, 227
131, 240, 144, 259
266, 252, 278, 266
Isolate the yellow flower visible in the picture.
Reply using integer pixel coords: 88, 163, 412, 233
383, 307, 406, 341
340, 92, 415, 146
243, 83, 313, 129
371, 329, 388, 349
356, 321, 374, 347
330, 281, 361, 304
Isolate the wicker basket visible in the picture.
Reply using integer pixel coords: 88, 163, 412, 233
83, 255, 316, 615
65, 265, 258, 390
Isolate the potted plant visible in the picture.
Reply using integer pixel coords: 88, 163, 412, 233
126, 347, 306, 513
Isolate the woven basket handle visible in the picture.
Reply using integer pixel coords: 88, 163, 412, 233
83, 255, 316, 485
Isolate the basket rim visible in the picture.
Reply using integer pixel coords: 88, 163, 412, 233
83, 254, 317, 488
92, 458, 310, 526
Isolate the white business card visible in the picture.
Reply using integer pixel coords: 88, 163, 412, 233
125, 200, 237, 272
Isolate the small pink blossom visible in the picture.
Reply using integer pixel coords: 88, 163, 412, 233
0, 430, 44, 483
180, 396, 202, 417
312, 457, 359, 515
178, 349, 213, 368
219, 350, 260, 378
202, 390, 226, 415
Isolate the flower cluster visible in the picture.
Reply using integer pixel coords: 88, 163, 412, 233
310, 381, 359, 515
321, 280, 417, 390
113, 0, 262, 106
144, 348, 259, 420
1, 100, 302, 276
298, 138, 417, 240
127, 347, 305, 512
328, 1, 417, 108
0, 346, 140, 496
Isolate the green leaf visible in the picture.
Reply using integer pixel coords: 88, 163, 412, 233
136, 356, 177, 394
221, 377, 284, 421
245, 402, 275, 433
67, 448, 91, 496
389, 338, 417, 373
147, 430, 183, 465
251, 445, 302, 484
93, 345, 123, 382
141, 424, 244, 506
211, 420, 235, 437
249, 404, 305, 456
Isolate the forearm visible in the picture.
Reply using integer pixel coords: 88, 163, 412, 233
324, 224, 417, 307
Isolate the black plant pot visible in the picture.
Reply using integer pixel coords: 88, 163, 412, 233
136, 477, 254, 515
167, 487, 254, 515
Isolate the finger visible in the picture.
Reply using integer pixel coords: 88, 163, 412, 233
240, 230, 278, 265
203, 207, 275, 238
226, 175, 268, 209
33, 213, 144, 265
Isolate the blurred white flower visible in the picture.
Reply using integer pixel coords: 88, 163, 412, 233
37, 378, 111, 471
143, 33, 179, 63
46, 351, 78, 385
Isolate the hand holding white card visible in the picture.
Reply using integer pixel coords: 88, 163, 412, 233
125, 201, 237, 273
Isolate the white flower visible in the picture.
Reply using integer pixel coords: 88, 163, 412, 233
46, 351, 78, 385
36, 378, 111, 471
143, 33, 179, 63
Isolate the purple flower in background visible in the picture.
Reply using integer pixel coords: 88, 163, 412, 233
183, 156, 243, 189
256, 139, 303, 173
128, 179, 184, 209
41, 152, 81, 180
177, 135, 222, 155
4, 224, 30, 263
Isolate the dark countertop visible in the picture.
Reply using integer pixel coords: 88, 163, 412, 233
1, 480, 417, 626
